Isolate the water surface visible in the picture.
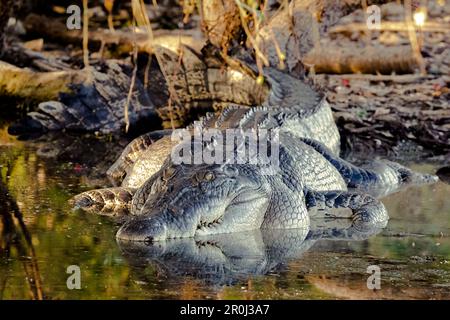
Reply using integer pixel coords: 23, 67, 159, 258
0, 126, 449, 300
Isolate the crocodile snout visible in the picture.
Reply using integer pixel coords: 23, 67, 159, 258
116, 217, 167, 242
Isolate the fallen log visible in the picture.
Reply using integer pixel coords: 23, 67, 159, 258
4, 41, 266, 134
6, 59, 159, 134
0, 60, 86, 101
303, 44, 418, 74
329, 21, 450, 35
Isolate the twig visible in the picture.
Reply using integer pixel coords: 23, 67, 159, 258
404, 0, 426, 75
131, 0, 182, 130
144, 54, 152, 88
104, 0, 115, 32
124, 18, 139, 133
82, 0, 89, 68
234, 0, 269, 67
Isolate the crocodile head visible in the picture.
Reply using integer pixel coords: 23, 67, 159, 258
116, 163, 271, 242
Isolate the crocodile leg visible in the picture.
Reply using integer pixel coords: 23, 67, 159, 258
304, 189, 389, 231
107, 130, 172, 185
307, 217, 384, 241
71, 187, 136, 217
261, 179, 310, 229
300, 138, 438, 195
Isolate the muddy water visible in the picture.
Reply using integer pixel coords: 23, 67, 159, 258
0, 126, 449, 300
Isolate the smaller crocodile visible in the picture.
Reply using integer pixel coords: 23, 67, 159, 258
72, 67, 438, 242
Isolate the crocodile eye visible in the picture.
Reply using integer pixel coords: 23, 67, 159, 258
204, 172, 215, 181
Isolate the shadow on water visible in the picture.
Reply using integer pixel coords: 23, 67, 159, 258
0, 126, 450, 299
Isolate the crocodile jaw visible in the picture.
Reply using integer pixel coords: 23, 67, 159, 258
115, 187, 270, 242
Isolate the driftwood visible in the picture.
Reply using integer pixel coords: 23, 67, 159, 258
0, 60, 86, 101
4, 40, 267, 133
330, 21, 450, 35
304, 44, 418, 74
22, 13, 205, 57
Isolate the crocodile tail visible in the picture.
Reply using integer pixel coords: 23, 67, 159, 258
385, 161, 439, 185
300, 138, 439, 192
70, 187, 136, 217
305, 189, 389, 231
107, 130, 171, 185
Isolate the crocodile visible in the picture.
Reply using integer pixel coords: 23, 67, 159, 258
72, 64, 439, 242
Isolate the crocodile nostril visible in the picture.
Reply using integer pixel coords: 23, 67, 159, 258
144, 236, 154, 245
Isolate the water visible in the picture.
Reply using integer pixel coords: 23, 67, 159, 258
0, 125, 449, 300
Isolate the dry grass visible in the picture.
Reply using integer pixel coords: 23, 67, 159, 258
131, 0, 180, 130
82, 0, 89, 68
83, 0, 431, 131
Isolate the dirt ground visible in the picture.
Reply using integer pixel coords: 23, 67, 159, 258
312, 1, 450, 157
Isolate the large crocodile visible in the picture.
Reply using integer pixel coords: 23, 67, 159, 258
72, 62, 438, 242
118, 220, 382, 286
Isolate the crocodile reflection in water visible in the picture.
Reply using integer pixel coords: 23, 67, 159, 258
118, 218, 383, 286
